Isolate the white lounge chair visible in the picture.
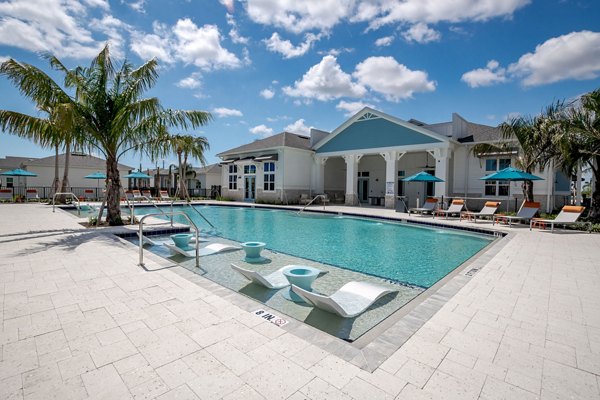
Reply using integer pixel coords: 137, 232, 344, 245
0, 189, 12, 202
460, 201, 500, 222
139, 234, 208, 246
494, 201, 540, 226
160, 190, 173, 202
26, 189, 40, 202
231, 264, 293, 289
164, 242, 240, 257
433, 199, 465, 219
408, 197, 438, 215
291, 281, 396, 318
530, 205, 591, 233
83, 189, 95, 201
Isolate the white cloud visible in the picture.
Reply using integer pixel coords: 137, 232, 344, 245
0, 0, 112, 59
375, 36, 394, 47
212, 107, 243, 118
176, 73, 202, 89
246, 0, 353, 34
264, 32, 321, 59
0, 55, 10, 63
353, 56, 436, 101
226, 13, 249, 44
508, 30, 600, 86
318, 47, 354, 56
336, 100, 375, 116
219, 0, 234, 13
123, 0, 145, 13
249, 124, 274, 138
260, 89, 275, 99
284, 119, 311, 135
461, 60, 507, 88
283, 55, 367, 101
402, 23, 441, 44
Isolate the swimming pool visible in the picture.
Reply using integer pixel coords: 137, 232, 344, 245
138, 205, 493, 288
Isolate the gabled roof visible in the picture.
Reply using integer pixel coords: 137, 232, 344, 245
217, 132, 311, 158
0, 156, 37, 169
26, 153, 133, 170
313, 107, 454, 154
463, 122, 503, 143
195, 163, 221, 174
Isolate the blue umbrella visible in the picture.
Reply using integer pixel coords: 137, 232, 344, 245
0, 168, 38, 177
84, 172, 107, 189
123, 171, 151, 179
480, 167, 543, 211
403, 171, 444, 207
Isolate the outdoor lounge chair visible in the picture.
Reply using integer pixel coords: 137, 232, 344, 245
141, 190, 153, 200
0, 189, 12, 202
299, 193, 310, 205
494, 201, 540, 226
530, 205, 591, 233
26, 189, 40, 202
125, 190, 135, 202
140, 234, 208, 246
433, 199, 465, 219
164, 242, 240, 257
291, 281, 396, 318
159, 190, 172, 202
231, 264, 293, 289
83, 189, 95, 201
460, 201, 501, 222
408, 197, 438, 215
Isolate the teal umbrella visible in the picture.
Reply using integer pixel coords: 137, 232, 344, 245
84, 172, 107, 189
123, 171, 151, 179
480, 167, 543, 211
403, 171, 444, 207
0, 168, 37, 177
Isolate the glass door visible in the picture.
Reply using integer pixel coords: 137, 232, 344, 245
244, 176, 255, 201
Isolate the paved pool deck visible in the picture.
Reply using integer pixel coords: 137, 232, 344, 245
0, 202, 599, 400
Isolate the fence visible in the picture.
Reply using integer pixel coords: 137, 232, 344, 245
2, 185, 222, 200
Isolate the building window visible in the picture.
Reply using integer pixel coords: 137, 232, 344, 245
244, 165, 256, 174
425, 169, 435, 196
397, 171, 405, 196
6, 177, 13, 188
484, 158, 511, 196
357, 171, 369, 177
263, 162, 275, 191
228, 165, 238, 190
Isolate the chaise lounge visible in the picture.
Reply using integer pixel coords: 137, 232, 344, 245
433, 199, 465, 219
291, 281, 396, 318
408, 197, 438, 215
530, 205, 590, 233
164, 242, 241, 257
460, 201, 501, 223
231, 264, 293, 289
494, 201, 540, 226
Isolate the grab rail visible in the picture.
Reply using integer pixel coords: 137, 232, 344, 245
52, 192, 81, 215
298, 194, 328, 213
138, 212, 200, 268
168, 199, 217, 231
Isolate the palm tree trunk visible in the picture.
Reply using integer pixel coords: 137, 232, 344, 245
52, 144, 60, 197
590, 155, 600, 220
178, 152, 186, 200
183, 153, 191, 202
522, 180, 534, 202
106, 154, 123, 225
58, 142, 70, 203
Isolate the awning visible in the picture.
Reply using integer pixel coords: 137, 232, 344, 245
219, 158, 238, 165
254, 154, 278, 161
234, 156, 255, 164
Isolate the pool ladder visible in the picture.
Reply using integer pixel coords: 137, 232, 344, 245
138, 211, 201, 269
52, 192, 81, 215
298, 194, 328, 214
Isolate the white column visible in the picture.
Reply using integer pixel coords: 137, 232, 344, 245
432, 148, 451, 199
380, 151, 400, 209
343, 154, 361, 205
314, 156, 327, 194
576, 164, 582, 205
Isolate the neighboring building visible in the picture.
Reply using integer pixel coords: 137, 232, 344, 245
217, 107, 571, 211
189, 164, 222, 197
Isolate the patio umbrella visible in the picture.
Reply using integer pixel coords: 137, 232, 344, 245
123, 171, 151, 190
84, 172, 107, 188
0, 168, 38, 177
480, 167, 543, 212
402, 171, 444, 207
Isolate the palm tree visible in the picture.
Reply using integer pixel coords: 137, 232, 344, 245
162, 134, 209, 201
559, 88, 600, 219
472, 104, 560, 202
2, 45, 211, 224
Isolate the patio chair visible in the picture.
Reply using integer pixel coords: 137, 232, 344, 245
231, 264, 293, 289
141, 190, 153, 200
334, 193, 345, 203
125, 190, 135, 202
159, 190, 173, 202
460, 201, 501, 223
0, 189, 13, 202
320, 194, 330, 205
83, 189, 95, 201
299, 193, 310, 205
26, 189, 40, 202
408, 197, 438, 215
433, 199, 465, 219
164, 242, 240, 257
291, 281, 396, 318
530, 205, 591, 233
132, 189, 144, 202
494, 201, 540, 226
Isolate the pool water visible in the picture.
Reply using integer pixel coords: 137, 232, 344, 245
139, 205, 493, 288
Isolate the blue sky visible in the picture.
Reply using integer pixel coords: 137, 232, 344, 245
1, 0, 600, 169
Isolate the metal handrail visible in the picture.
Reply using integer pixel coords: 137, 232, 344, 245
298, 194, 328, 213
52, 192, 81, 215
167, 198, 217, 231
138, 212, 200, 268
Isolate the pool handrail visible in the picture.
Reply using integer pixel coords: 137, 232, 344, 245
298, 194, 328, 213
138, 211, 200, 268
167, 198, 217, 231
52, 192, 81, 215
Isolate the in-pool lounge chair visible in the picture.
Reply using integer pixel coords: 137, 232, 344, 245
408, 197, 438, 215
26, 189, 40, 202
494, 201, 540, 226
433, 199, 465, 219
0, 189, 13, 202
291, 281, 396, 318
164, 242, 240, 257
530, 205, 591, 233
139, 234, 208, 247
231, 264, 293, 289
460, 201, 501, 223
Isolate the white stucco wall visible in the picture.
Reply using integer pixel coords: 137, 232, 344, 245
282, 148, 312, 190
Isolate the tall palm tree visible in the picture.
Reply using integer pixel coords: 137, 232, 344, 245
162, 134, 209, 201
472, 104, 560, 202
2, 45, 211, 224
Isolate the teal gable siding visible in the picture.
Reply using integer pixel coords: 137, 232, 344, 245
316, 117, 442, 153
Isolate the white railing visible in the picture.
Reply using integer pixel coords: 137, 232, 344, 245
298, 194, 328, 213
52, 192, 81, 215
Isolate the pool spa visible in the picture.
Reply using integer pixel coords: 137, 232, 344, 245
134, 205, 495, 341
